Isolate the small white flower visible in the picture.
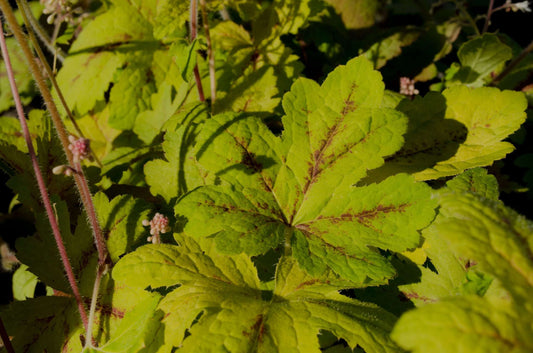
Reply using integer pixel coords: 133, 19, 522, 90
506, 0, 532, 12
513, 1, 531, 12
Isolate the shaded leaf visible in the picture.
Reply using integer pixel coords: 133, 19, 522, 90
450, 33, 512, 87
365, 86, 527, 181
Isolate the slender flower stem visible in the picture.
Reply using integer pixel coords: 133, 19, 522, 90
0, 316, 15, 353
15, 0, 102, 167
0, 0, 108, 265
189, 0, 205, 102
482, 0, 495, 33
451, 0, 480, 36
0, 17, 88, 331
84, 263, 107, 350
199, 0, 216, 107
17, 0, 66, 62
74, 161, 107, 263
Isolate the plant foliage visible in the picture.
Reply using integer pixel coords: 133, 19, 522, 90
0, 0, 531, 352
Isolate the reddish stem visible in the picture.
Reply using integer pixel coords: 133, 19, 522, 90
200, 0, 215, 106
189, 0, 205, 102
0, 18, 88, 331
0, 316, 15, 353
0, 0, 108, 272
482, 0, 495, 33
74, 161, 107, 264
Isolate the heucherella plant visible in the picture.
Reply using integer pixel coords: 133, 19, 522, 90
0, 0, 532, 352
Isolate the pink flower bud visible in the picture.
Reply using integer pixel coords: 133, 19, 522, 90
399, 77, 419, 96
142, 213, 171, 244
68, 135, 90, 163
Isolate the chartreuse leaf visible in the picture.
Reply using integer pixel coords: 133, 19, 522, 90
12, 264, 53, 300
93, 192, 151, 263
176, 185, 288, 256
445, 167, 499, 200
435, 192, 533, 304
1, 279, 161, 353
400, 170, 499, 304
0, 37, 36, 112
211, 1, 313, 113
362, 28, 421, 69
365, 86, 527, 182
56, 0, 193, 132
144, 103, 211, 202
176, 56, 437, 284
108, 51, 158, 130
392, 191, 533, 352
56, 0, 153, 116
83, 294, 162, 353
292, 174, 434, 284
113, 244, 402, 352
393, 296, 532, 353
5, 110, 79, 212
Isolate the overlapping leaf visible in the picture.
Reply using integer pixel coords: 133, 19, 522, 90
113, 243, 402, 352
399, 169, 500, 305
0, 37, 36, 112
56, 0, 192, 131
1, 193, 156, 352
364, 86, 527, 182
392, 187, 533, 352
210, 0, 319, 113
144, 103, 211, 203
175, 56, 437, 284
447, 33, 512, 87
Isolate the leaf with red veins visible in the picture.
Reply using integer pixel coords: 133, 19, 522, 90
292, 174, 436, 284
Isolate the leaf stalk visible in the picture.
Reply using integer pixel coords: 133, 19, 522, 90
189, 0, 205, 102
0, 15, 88, 331
0, 315, 15, 353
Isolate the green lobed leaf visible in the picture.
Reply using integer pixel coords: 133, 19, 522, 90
292, 173, 436, 284
392, 191, 533, 352
399, 170, 499, 305
450, 33, 512, 87
82, 294, 162, 353
12, 264, 53, 300
5, 110, 78, 213
435, 192, 533, 304
144, 103, 211, 202
93, 192, 151, 263
445, 167, 499, 200
175, 56, 437, 284
362, 28, 421, 69
108, 53, 158, 130
365, 86, 527, 181
0, 296, 82, 353
0, 37, 36, 112
393, 296, 532, 353
176, 185, 288, 256
113, 245, 402, 352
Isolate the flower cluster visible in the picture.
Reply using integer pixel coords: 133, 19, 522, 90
41, 0, 86, 25
399, 77, 419, 96
68, 135, 90, 163
142, 213, 171, 244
